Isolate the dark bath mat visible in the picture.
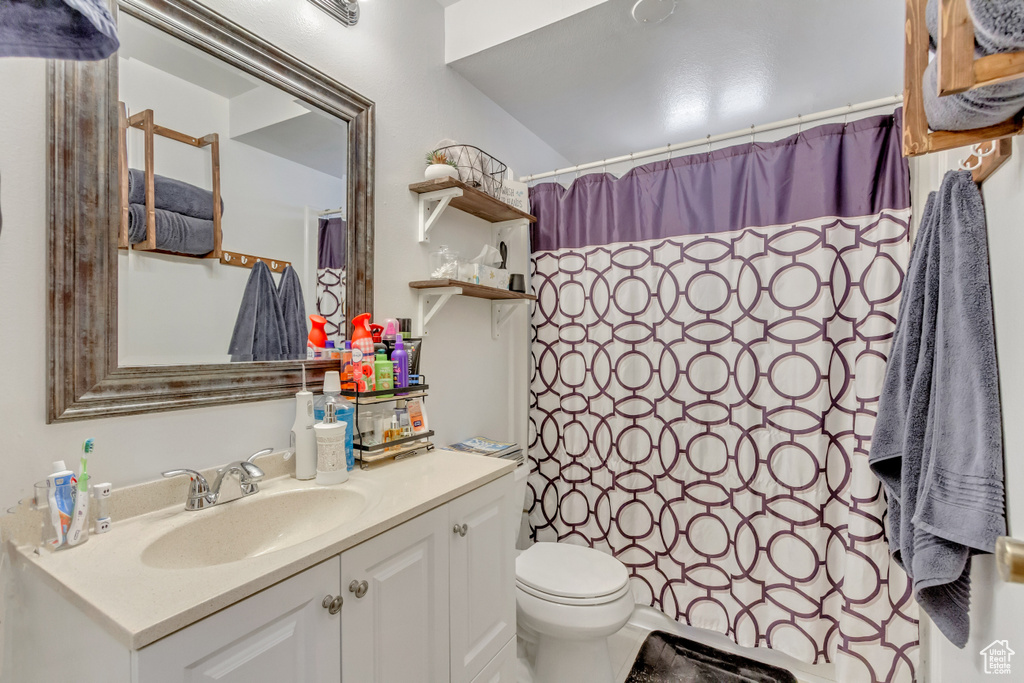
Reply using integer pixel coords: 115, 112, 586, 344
624, 630, 797, 683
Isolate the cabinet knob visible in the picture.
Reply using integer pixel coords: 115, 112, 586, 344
349, 579, 369, 598
453, 523, 468, 537
322, 595, 344, 615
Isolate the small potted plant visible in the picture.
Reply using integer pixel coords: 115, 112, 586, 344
424, 149, 459, 180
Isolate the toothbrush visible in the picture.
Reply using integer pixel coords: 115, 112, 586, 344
66, 440, 92, 546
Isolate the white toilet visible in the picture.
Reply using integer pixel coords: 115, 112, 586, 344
514, 541, 634, 683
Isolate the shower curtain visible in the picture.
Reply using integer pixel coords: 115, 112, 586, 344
527, 113, 919, 683
316, 216, 347, 338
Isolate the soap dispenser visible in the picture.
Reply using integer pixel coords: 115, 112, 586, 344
291, 365, 316, 480
315, 403, 349, 485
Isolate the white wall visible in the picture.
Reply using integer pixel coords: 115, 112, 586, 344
444, 0, 610, 62
0, 0, 569, 508
909, 142, 1024, 682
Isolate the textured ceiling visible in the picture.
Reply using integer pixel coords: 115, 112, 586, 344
449, 0, 904, 168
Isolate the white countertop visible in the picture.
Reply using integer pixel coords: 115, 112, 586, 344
12, 450, 515, 650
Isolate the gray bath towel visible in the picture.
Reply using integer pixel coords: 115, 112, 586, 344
0, 0, 118, 60
277, 265, 308, 360
870, 170, 1006, 648
127, 203, 215, 255
128, 169, 224, 222
922, 59, 1024, 131
228, 260, 288, 363
970, 0, 1024, 53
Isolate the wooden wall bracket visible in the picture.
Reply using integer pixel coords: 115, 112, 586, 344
903, 0, 1024, 158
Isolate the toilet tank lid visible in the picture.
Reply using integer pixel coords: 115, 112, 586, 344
516, 542, 629, 599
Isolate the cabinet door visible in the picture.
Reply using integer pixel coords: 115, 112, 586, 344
449, 474, 516, 683
133, 558, 341, 683
341, 505, 449, 683
470, 637, 517, 683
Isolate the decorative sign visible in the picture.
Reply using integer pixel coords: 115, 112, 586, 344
498, 179, 529, 213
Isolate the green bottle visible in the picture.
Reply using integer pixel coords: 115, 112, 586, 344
375, 350, 394, 396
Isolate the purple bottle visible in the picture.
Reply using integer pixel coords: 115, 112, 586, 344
392, 334, 410, 388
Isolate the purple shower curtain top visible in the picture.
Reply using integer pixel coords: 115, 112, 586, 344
529, 111, 909, 252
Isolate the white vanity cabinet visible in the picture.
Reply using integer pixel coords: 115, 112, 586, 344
340, 505, 451, 683
134, 558, 342, 683
340, 474, 516, 683
32, 471, 519, 683
448, 477, 516, 683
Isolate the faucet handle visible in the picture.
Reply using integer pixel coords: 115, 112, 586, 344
163, 469, 213, 510
247, 448, 274, 464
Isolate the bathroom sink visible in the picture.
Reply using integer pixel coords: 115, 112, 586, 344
141, 486, 371, 569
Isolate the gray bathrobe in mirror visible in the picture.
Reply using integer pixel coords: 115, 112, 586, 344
870, 170, 1006, 648
228, 260, 288, 362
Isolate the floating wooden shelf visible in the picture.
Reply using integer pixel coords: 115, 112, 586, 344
409, 279, 536, 301
409, 177, 536, 223
410, 280, 534, 338
409, 177, 536, 243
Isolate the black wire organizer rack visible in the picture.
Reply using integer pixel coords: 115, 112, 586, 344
339, 383, 433, 469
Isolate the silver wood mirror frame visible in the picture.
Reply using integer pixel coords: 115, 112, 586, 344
47, 0, 375, 422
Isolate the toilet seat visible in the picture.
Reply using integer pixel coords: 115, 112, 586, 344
515, 542, 629, 604
516, 578, 632, 606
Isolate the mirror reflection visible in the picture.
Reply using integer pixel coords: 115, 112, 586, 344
116, 13, 349, 366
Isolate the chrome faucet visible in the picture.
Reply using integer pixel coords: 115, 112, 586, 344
163, 448, 272, 511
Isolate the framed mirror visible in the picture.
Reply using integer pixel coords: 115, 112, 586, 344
47, 0, 374, 422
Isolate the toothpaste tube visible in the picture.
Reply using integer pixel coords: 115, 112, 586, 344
46, 460, 76, 548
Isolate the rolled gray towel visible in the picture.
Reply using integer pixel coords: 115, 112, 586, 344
969, 0, 1024, 53
127, 203, 215, 255
928, 0, 938, 50
128, 169, 224, 222
0, 0, 118, 60
927, 0, 988, 55
923, 59, 1024, 130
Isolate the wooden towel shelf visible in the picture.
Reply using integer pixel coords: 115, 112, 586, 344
118, 103, 290, 272
904, 0, 1024, 176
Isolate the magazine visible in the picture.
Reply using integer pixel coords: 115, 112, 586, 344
447, 436, 518, 456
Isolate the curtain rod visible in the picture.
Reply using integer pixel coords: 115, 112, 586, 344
519, 95, 904, 183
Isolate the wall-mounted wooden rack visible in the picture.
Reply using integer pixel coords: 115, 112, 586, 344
219, 250, 291, 274
409, 177, 536, 243
904, 0, 1024, 161
409, 279, 535, 339
120, 105, 222, 256
119, 103, 292, 272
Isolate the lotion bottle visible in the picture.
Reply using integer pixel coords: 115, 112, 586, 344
291, 366, 317, 480
315, 402, 349, 485
392, 334, 410, 388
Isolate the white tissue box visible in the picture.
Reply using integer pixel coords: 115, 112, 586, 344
458, 263, 510, 289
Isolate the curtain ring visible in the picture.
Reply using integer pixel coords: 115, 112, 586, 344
706, 135, 712, 155
602, 159, 608, 174
796, 114, 802, 135
749, 125, 755, 145
241, 256, 248, 265
844, 103, 852, 128
666, 144, 672, 162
